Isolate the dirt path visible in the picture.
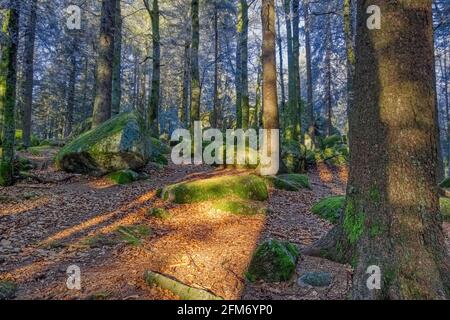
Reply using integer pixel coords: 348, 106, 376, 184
1, 151, 447, 300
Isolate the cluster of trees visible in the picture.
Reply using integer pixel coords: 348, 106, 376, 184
1, 0, 450, 299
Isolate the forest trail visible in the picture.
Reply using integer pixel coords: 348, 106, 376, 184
0, 148, 443, 300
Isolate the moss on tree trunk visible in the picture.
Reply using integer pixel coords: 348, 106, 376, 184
0, 2, 19, 187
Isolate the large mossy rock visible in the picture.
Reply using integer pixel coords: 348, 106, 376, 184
162, 175, 269, 204
311, 196, 345, 224
246, 239, 300, 283
56, 112, 166, 175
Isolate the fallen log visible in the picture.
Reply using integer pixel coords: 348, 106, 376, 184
145, 270, 223, 300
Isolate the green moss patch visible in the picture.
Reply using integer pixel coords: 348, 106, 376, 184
162, 175, 268, 204
107, 169, 140, 185
246, 239, 300, 283
265, 174, 311, 192
146, 208, 171, 220
440, 197, 450, 221
116, 224, 152, 246
212, 200, 267, 216
311, 196, 345, 224
0, 281, 17, 300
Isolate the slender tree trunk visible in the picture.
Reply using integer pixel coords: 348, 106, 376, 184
305, 0, 450, 300
443, 51, 450, 175
303, 0, 314, 145
235, 1, 243, 128
292, 0, 301, 138
343, 0, 355, 118
111, 0, 122, 116
65, 41, 78, 137
325, 15, 333, 136
283, 0, 298, 140
212, 3, 220, 128
239, 0, 249, 129
190, 0, 201, 130
81, 57, 90, 121
254, 54, 263, 129
144, 0, 161, 137
0, 2, 19, 187
275, 4, 286, 115
20, 0, 37, 148
180, 24, 191, 128
92, 0, 116, 128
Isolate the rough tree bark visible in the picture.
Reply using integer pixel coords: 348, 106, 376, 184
303, 0, 314, 145
0, 1, 19, 187
190, 0, 201, 130
92, 0, 116, 128
343, 0, 355, 116
111, 0, 122, 116
20, 0, 37, 148
261, 0, 279, 131
304, 0, 450, 300
144, 0, 161, 137
238, 0, 249, 129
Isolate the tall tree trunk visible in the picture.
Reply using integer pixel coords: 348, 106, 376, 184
305, 0, 450, 300
65, 41, 78, 137
261, 0, 279, 130
343, 0, 355, 118
180, 24, 191, 128
275, 4, 286, 115
92, 0, 116, 128
283, 0, 298, 140
239, 0, 249, 129
303, 0, 314, 145
212, 2, 220, 128
190, 0, 201, 130
111, 0, 122, 116
442, 51, 450, 175
144, 0, 161, 137
325, 15, 333, 136
235, 1, 243, 128
0, 2, 19, 187
20, 0, 37, 148
292, 0, 301, 138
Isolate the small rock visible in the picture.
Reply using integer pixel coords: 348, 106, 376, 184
298, 272, 332, 288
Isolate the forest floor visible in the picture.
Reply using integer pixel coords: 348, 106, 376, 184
0, 146, 447, 300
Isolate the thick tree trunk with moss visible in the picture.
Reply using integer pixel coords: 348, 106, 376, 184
144, 0, 161, 137
20, 0, 37, 148
111, 0, 122, 116
303, 0, 314, 145
305, 0, 450, 299
92, 0, 116, 128
190, 0, 200, 130
0, 2, 19, 187
238, 0, 249, 129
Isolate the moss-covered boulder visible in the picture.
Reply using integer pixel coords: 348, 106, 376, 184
212, 200, 267, 216
311, 196, 345, 224
246, 239, 300, 283
265, 174, 311, 191
56, 112, 166, 176
162, 175, 268, 204
0, 281, 17, 300
107, 169, 141, 185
